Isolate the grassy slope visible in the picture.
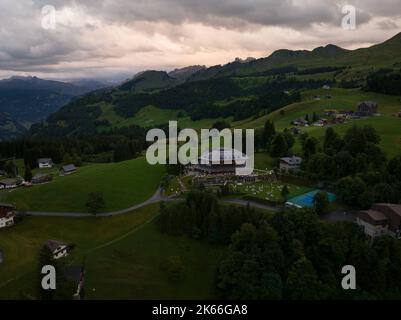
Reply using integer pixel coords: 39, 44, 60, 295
0, 157, 165, 213
84, 221, 224, 300
98, 104, 229, 130
0, 204, 225, 300
239, 88, 401, 157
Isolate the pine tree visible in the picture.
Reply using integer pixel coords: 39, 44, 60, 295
24, 165, 33, 182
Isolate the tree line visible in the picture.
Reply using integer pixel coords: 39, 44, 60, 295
158, 190, 401, 299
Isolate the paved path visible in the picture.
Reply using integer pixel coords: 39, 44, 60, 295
17, 188, 168, 218
16, 188, 348, 220
223, 198, 280, 212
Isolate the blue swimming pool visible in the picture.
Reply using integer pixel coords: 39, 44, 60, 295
287, 190, 336, 208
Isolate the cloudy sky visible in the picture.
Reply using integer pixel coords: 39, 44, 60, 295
0, 0, 400, 80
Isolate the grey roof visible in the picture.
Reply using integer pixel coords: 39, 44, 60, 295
280, 156, 303, 165
44, 240, 67, 252
0, 178, 18, 185
63, 266, 83, 283
359, 101, 378, 107
38, 158, 52, 163
61, 164, 77, 172
32, 173, 52, 180
0, 203, 14, 209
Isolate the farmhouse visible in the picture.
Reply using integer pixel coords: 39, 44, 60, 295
44, 240, 71, 260
355, 101, 378, 117
0, 178, 20, 189
356, 203, 401, 238
279, 156, 303, 172
63, 266, 85, 299
32, 173, 53, 184
0, 203, 15, 229
38, 158, 53, 169
194, 148, 248, 175
60, 164, 77, 176
291, 118, 309, 126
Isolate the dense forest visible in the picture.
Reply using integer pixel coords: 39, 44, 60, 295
0, 125, 147, 169
255, 121, 401, 209
365, 69, 401, 95
114, 77, 330, 121
159, 190, 401, 299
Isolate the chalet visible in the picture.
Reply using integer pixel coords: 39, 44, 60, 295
312, 120, 325, 127
291, 118, 309, 126
32, 173, 53, 185
60, 164, 77, 176
0, 203, 15, 229
63, 266, 85, 299
44, 240, 71, 260
355, 101, 378, 117
356, 203, 401, 238
279, 156, 303, 172
38, 158, 53, 169
194, 148, 248, 175
0, 178, 20, 189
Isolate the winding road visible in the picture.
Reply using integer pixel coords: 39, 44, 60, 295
16, 187, 282, 218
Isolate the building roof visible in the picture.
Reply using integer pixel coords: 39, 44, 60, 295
374, 203, 401, 216
38, 158, 52, 163
280, 156, 303, 165
0, 203, 14, 209
198, 148, 248, 164
44, 240, 68, 252
61, 164, 77, 172
63, 266, 83, 284
359, 210, 388, 223
0, 178, 18, 185
32, 173, 52, 180
358, 101, 378, 107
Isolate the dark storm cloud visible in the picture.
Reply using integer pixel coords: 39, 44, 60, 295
0, 0, 400, 78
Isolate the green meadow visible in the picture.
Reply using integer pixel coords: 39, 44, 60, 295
0, 204, 225, 300
0, 157, 164, 213
235, 181, 312, 202
239, 88, 401, 157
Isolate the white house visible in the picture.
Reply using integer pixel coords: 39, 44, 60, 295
279, 156, 303, 172
0, 203, 15, 229
44, 240, 71, 260
0, 178, 19, 189
356, 204, 401, 239
38, 158, 54, 169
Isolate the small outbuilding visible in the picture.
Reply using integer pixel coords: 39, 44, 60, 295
60, 164, 77, 176
44, 240, 71, 260
279, 156, 303, 172
38, 158, 54, 169
32, 173, 53, 185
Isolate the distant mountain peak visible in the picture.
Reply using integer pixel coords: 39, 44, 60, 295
168, 65, 206, 80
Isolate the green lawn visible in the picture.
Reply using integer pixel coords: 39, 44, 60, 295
234, 181, 312, 202
0, 203, 225, 300
0, 157, 165, 213
84, 221, 224, 300
239, 88, 401, 157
